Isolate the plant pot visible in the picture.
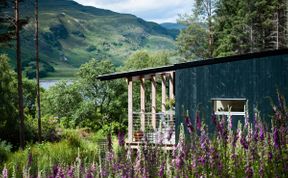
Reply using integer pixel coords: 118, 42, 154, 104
134, 130, 144, 142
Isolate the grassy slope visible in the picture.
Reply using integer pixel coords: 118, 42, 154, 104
1, 0, 177, 79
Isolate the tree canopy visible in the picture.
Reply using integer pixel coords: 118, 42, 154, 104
177, 0, 288, 60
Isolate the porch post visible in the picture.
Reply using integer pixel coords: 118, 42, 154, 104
140, 77, 145, 131
151, 75, 156, 130
169, 72, 174, 100
127, 78, 133, 142
169, 72, 174, 122
161, 74, 166, 113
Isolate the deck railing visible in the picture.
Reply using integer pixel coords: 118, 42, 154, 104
131, 111, 175, 144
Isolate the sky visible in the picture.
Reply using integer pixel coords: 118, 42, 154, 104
73, 0, 194, 23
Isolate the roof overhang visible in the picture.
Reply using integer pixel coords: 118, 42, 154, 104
98, 65, 176, 81
97, 49, 288, 81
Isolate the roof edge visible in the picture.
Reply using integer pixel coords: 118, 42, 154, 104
175, 48, 288, 69
98, 49, 288, 81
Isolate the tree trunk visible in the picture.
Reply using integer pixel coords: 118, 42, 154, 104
207, 0, 213, 58
250, 25, 253, 53
15, 0, 25, 149
35, 0, 41, 142
276, 12, 279, 50
286, 0, 288, 47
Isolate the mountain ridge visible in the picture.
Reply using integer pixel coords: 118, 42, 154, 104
1, 0, 177, 79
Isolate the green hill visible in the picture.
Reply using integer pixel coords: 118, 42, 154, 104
161, 23, 186, 30
1, 0, 176, 79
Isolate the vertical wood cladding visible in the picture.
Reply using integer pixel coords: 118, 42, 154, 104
175, 54, 288, 139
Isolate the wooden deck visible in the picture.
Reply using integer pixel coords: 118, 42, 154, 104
125, 142, 175, 150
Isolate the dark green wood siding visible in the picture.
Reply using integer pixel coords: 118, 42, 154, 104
175, 54, 288, 139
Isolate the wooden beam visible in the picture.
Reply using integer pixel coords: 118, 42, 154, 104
161, 74, 166, 113
140, 77, 145, 131
127, 78, 133, 142
151, 75, 156, 130
132, 74, 152, 81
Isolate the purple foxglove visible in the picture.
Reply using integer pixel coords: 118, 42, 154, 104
240, 134, 249, 150
184, 116, 194, 134
90, 162, 96, 173
117, 131, 125, 146
2, 166, 8, 178
259, 164, 264, 178
276, 91, 284, 111
268, 151, 273, 160
167, 127, 174, 141
273, 127, 280, 149
200, 128, 209, 150
228, 115, 233, 130
232, 131, 238, 147
134, 148, 142, 175
106, 151, 114, 163
259, 125, 264, 141
86, 171, 93, 178
198, 156, 205, 166
211, 113, 217, 126
245, 165, 253, 178
66, 166, 74, 177
56, 166, 65, 178
196, 112, 201, 131
253, 129, 259, 142
219, 117, 228, 142
245, 114, 249, 128
52, 165, 60, 177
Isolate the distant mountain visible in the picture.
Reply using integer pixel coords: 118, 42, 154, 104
161, 23, 186, 30
1, 0, 177, 79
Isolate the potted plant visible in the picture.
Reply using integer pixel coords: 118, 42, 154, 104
166, 98, 175, 111
134, 130, 144, 142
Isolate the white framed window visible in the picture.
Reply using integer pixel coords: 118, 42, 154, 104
211, 98, 247, 116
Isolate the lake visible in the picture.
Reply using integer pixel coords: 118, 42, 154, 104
40, 80, 73, 90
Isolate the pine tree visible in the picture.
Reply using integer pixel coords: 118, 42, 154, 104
15, 0, 25, 149
0, 0, 27, 44
213, 0, 288, 56
194, 0, 218, 57
34, 0, 41, 142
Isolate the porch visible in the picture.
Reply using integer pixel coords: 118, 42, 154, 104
126, 71, 176, 148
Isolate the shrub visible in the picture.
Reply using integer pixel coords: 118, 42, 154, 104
0, 140, 12, 165
25, 115, 62, 142
62, 129, 82, 148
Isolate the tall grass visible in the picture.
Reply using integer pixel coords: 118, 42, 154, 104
2, 94, 287, 177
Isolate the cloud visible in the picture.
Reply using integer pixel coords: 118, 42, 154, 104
73, 0, 194, 23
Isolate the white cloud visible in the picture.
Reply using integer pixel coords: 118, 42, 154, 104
73, 0, 194, 23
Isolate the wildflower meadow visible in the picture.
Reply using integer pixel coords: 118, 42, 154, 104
1, 94, 288, 178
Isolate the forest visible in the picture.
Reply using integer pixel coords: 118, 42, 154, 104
0, 0, 288, 177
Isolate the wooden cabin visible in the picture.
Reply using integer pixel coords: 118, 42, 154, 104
98, 49, 288, 146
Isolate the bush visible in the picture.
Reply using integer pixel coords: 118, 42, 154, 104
5, 128, 100, 177
62, 129, 82, 148
25, 115, 62, 143
6, 141, 78, 176
0, 140, 12, 165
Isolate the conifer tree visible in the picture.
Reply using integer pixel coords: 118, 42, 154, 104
35, 0, 41, 142
15, 0, 25, 149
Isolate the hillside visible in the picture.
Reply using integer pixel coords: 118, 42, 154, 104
161, 23, 186, 30
1, 0, 177, 79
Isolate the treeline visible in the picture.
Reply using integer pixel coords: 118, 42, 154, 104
0, 50, 171, 148
177, 0, 288, 60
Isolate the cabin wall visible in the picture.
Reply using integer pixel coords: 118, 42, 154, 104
175, 54, 288, 140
